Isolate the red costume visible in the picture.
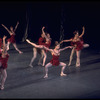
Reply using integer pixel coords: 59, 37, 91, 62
0, 49, 2, 55
38, 37, 46, 46
50, 55, 60, 66
0, 54, 9, 69
71, 37, 84, 51
38, 37, 51, 53
44, 40, 51, 52
0, 38, 2, 48
7, 34, 16, 44
38, 37, 51, 52
45, 41, 51, 48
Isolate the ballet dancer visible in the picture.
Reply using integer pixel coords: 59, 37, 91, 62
29, 26, 51, 67
1, 22, 23, 54
0, 36, 9, 90
60, 26, 89, 67
38, 26, 51, 66
42, 26, 51, 49
26, 39, 72, 78
43, 41, 72, 78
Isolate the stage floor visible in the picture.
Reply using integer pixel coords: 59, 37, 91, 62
0, 42, 100, 99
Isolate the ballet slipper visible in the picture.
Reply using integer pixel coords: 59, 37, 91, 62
29, 64, 33, 68
19, 51, 23, 54
42, 64, 45, 67
38, 63, 42, 66
0, 86, 4, 90
60, 73, 67, 76
68, 63, 71, 66
76, 63, 80, 67
44, 74, 48, 78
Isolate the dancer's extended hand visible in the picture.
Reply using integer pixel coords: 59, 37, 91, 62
1, 24, 4, 27
17, 21, 19, 25
3, 35, 7, 40
26, 39, 30, 43
82, 26, 85, 30
60, 41, 63, 44
42, 26, 45, 30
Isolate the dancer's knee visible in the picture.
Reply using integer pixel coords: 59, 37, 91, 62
45, 64, 48, 68
62, 63, 66, 67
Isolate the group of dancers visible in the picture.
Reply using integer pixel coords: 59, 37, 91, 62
26, 26, 89, 78
0, 22, 89, 90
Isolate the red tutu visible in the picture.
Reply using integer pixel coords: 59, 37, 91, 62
50, 55, 60, 66
71, 37, 84, 51
7, 34, 16, 44
0, 54, 9, 69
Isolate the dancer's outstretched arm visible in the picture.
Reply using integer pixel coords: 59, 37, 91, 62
60, 39, 72, 44
79, 26, 85, 38
26, 39, 43, 48
1, 24, 10, 33
42, 26, 48, 39
59, 46, 72, 52
42, 26, 45, 34
14, 21, 19, 32
43, 46, 53, 52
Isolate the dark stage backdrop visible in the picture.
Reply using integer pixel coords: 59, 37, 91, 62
0, 1, 99, 50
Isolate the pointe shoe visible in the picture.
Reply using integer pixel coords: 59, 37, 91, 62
60, 73, 67, 76
42, 64, 45, 67
19, 51, 23, 54
44, 75, 48, 78
0, 86, 4, 90
76, 63, 80, 67
38, 63, 42, 66
68, 63, 71, 66
29, 64, 33, 68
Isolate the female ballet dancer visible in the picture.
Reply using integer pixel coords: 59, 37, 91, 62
29, 26, 51, 67
60, 26, 89, 67
1, 22, 23, 54
38, 26, 51, 66
26, 39, 72, 78
0, 36, 9, 90
42, 26, 51, 49
43, 42, 72, 78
